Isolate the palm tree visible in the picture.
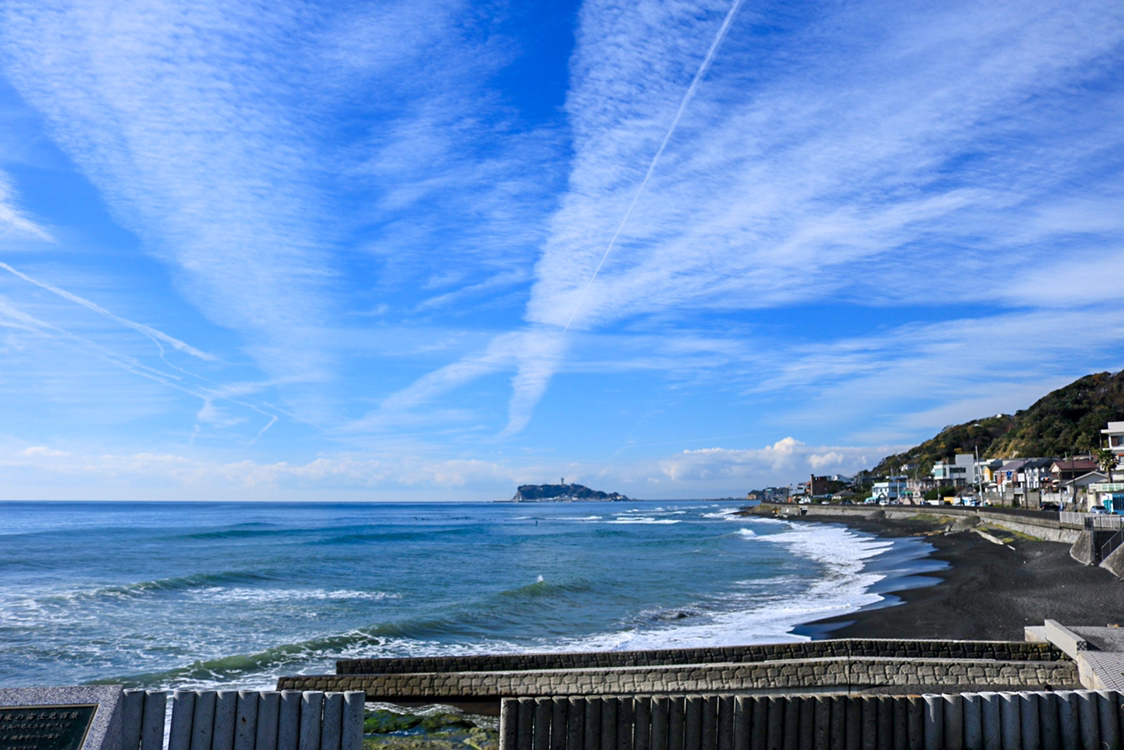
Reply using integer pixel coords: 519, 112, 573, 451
1097, 447, 1118, 479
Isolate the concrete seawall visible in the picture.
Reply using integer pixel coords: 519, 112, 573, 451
282, 640, 1076, 709
282, 657, 1076, 702
758, 503, 1082, 544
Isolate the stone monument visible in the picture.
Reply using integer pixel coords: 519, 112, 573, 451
0, 686, 124, 750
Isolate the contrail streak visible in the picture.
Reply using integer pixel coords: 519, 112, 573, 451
563, 0, 746, 332
0, 262, 216, 361
0, 263, 296, 438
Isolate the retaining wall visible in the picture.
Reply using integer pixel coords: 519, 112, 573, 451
282, 657, 1077, 701
337, 640, 1062, 676
977, 513, 1081, 544
498, 690, 1124, 750
758, 503, 1082, 543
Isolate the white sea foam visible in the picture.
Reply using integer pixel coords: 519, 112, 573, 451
197, 588, 400, 604
327, 523, 903, 657
127, 523, 909, 691
701, 507, 741, 520
507, 522, 894, 652
607, 517, 681, 524
744, 516, 794, 527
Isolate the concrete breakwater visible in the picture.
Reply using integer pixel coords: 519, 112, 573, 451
282, 656, 1075, 703
278, 640, 1076, 712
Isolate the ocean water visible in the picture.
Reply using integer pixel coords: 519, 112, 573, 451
0, 500, 943, 690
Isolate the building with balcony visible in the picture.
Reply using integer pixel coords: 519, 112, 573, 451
931, 454, 977, 487
1102, 421, 1124, 457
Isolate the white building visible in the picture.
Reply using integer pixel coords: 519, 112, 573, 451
931, 454, 977, 487
871, 476, 910, 502
1103, 422, 1124, 458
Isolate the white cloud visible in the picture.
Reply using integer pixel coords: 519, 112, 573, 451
20, 445, 69, 457
808, 452, 845, 471
0, 172, 51, 240
0, 0, 558, 386
0, 436, 899, 500
657, 438, 888, 484
383, 0, 1124, 438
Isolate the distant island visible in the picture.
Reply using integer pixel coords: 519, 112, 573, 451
506, 483, 630, 502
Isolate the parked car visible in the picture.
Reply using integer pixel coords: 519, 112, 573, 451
1040, 501, 1060, 511
1090, 505, 1110, 515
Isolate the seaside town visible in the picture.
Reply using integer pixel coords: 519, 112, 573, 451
749, 419, 1124, 514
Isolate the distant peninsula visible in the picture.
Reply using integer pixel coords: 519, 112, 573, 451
507, 483, 630, 502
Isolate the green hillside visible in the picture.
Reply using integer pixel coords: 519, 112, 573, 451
872, 370, 1124, 477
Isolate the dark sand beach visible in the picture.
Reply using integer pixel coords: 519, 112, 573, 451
781, 511, 1124, 641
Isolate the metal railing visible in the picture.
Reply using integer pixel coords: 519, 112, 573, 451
1060, 512, 1085, 528
1087, 515, 1124, 530
1100, 528, 1124, 565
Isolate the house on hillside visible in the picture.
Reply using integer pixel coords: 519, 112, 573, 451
906, 476, 935, 499
995, 459, 1025, 493
1021, 458, 1055, 495
1103, 421, 1124, 458
871, 476, 910, 503
978, 457, 1053, 507
1089, 422, 1124, 511
808, 474, 834, 497
975, 458, 1004, 486
931, 454, 977, 488
1051, 458, 1098, 485
1074, 471, 1111, 511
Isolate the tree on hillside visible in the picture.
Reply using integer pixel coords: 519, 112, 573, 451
1076, 433, 1094, 457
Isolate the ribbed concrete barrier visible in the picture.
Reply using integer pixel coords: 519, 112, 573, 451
120, 689, 167, 750
499, 690, 1124, 750
126, 690, 364, 750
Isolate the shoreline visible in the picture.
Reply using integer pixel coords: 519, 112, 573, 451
771, 509, 1124, 641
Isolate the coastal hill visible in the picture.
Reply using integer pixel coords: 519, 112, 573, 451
872, 370, 1124, 476
510, 483, 630, 502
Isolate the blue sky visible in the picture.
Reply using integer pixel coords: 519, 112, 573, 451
0, 0, 1122, 501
